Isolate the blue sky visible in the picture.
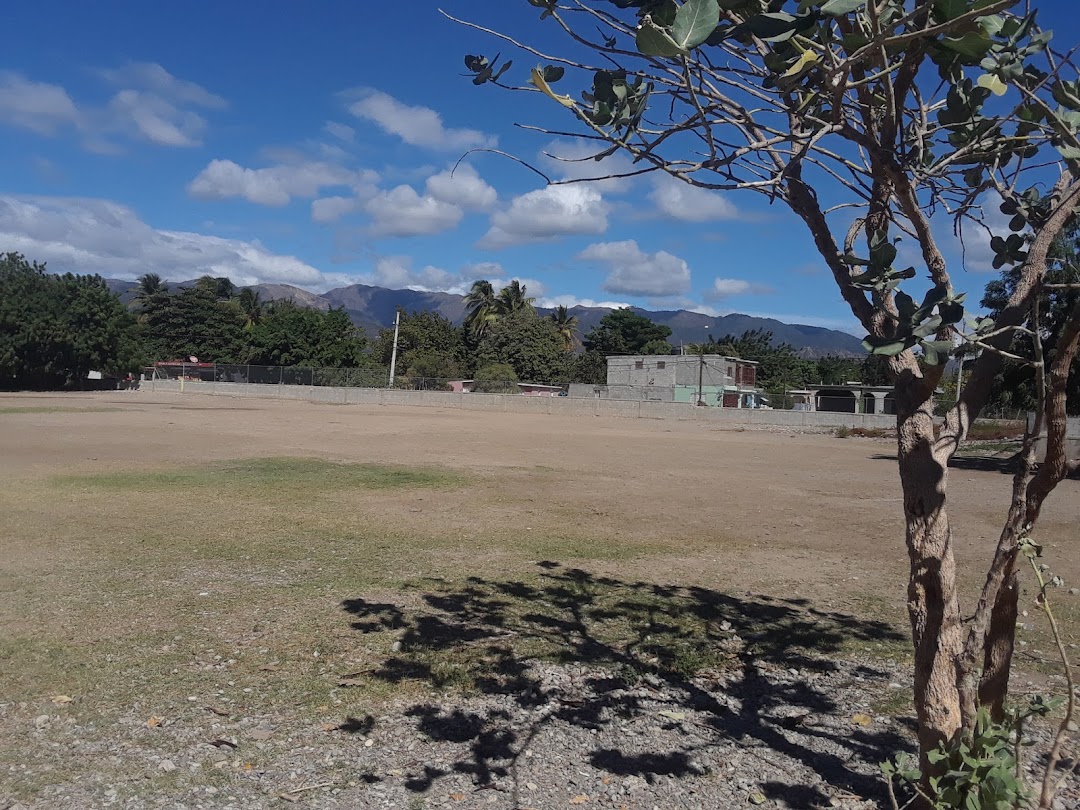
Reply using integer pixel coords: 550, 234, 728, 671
1, 1, 1076, 335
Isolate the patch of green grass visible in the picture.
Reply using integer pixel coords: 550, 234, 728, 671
53, 456, 463, 493
0, 406, 122, 415
956, 441, 1019, 455
967, 420, 1025, 441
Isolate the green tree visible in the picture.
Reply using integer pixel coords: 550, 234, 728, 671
473, 362, 519, 393
494, 279, 535, 316
460, 0, 1080, 787
981, 220, 1080, 416
246, 302, 369, 367
548, 305, 580, 352
400, 351, 463, 389
141, 285, 247, 363
132, 273, 167, 316
0, 253, 141, 389
582, 308, 672, 355
374, 309, 466, 379
571, 351, 607, 385
463, 280, 498, 340
237, 288, 264, 332
475, 309, 569, 383
194, 275, 236, 300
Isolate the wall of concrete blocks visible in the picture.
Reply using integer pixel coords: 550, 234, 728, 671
145, 378, 901, 430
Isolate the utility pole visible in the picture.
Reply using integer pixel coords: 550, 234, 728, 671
388, 309, 401, 388
698, 346, 705, 406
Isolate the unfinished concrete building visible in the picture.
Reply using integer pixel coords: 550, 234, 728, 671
568, 354, 764, 407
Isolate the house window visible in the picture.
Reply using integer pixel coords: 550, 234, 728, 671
656, 361, 666, 369
635, 361, 644, 370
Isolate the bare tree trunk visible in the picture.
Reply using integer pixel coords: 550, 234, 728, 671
978, 564, 1020, 720
895, 379, 964, 768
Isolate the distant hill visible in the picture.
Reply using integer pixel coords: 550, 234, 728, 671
104, 278, 865, 357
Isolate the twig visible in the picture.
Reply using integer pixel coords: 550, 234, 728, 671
1026, 551, 1077, 809
451, 149, 552, 184
282, 781, 337, 795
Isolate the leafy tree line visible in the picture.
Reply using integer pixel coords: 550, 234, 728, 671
136, 274, 374, 370
6, 252, 1059, 417
0, 253, 141, 389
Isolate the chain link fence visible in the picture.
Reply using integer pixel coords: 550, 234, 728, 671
147, 363, 557, 395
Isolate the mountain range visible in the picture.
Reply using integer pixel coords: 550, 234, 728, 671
105, 279, 865, 357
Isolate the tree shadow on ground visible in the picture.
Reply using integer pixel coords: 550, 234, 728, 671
873, 451, 1080, 478
871, 451, 1019, 475
341, 563, 910, 807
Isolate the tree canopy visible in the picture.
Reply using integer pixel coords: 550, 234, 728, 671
456, 0, 1080, 793
0, 253, 141, 389
475, 308, 570, 383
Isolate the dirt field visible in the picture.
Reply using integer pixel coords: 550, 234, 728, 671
1, 391, 1076, 809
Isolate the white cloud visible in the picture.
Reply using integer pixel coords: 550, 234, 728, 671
364, 184, 463, 237
311, 195, 361, 224
363, 256, 462, 291
105, 89, 207, 147
0, 72, 80, 134
479, 185, 609, 249
578, 239, 691, 298
650, 175, 739, 222
461, 261, 504, 279
98, 62, 226, 109
537, 294, 631, 310
703, 277, 773, 300
0, 194, 338, 288
97, 62, 225, 148
323, 121, 355, 142
489, 276, 547, 297
0, 63, 224, 150
425, 164, 497, 211
347, 89, 494, 151
188, 159, 373, 206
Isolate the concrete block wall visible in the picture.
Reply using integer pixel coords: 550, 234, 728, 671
145, 378, 904, 431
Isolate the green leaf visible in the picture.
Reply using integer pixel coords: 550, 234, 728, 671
913, 315, 943, 339
940, 31, 992, 59
542, 65, 565, 83
744, 12, 800, 43
671, 0, 720, 52
820, 0, 865, 16
895, 290, 916, 322
1057, 144, 1080, 160
863, 338, 910, 356
530, 68, 576, 107
636, 18, 682, 57
977, 73, 1008, 96
781, 48, 820, 78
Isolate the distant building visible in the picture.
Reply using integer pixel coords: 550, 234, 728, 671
567, 354, 765, 408
786, 383, 897, 414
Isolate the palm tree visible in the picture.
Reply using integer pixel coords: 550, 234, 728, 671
549, 305, 579, 352
463, 279, 498, 339
237, 288, 264, 331
494, 279, 535, 316
132, 273, 167, 314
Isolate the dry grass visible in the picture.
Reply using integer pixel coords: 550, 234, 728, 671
0, 392, 1076, 805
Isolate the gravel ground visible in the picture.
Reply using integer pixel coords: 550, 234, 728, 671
5, 654, 1076, 810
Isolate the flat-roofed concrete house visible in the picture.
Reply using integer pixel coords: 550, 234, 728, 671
568, 354, 765, 408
